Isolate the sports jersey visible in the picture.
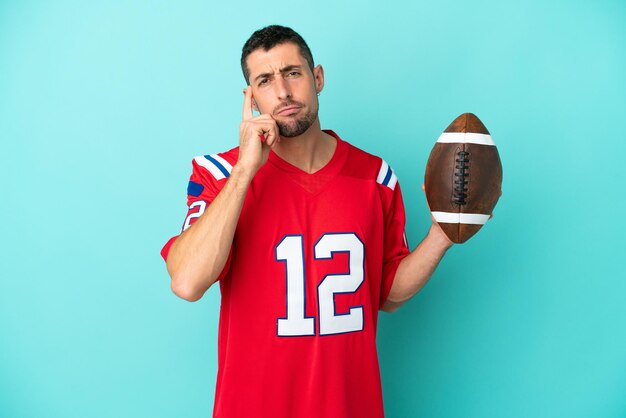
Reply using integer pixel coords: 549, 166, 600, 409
161, 130, 410, 418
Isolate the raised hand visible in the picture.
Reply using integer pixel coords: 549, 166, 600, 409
237, 86, 280, 176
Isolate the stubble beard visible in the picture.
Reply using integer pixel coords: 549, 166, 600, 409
274, 100, 319, 138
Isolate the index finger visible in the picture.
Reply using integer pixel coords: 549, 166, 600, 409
242, 86, 253, 121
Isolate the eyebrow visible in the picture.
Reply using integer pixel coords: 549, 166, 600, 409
253, 65, 303, 83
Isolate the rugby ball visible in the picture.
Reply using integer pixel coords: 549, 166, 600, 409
424, 113, 502, 243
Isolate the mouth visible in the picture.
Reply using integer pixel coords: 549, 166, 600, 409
275, 105, 302, 116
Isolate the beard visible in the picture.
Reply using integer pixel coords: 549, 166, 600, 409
273, 100, 318, 138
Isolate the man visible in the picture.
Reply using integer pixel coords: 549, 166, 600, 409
161, 25, 453, 418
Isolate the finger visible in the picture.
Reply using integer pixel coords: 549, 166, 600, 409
242, 86, 253, 121
268, 133, 281, 148
264, 125, 280, 147
268, 129, 281, 147
259, 121, 280, 147
254, 119, 279, 145
254, 118, 271, 136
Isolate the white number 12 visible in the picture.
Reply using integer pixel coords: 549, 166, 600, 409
276, 233, 364, 337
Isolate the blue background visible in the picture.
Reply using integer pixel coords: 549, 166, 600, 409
1, 1, 625, 417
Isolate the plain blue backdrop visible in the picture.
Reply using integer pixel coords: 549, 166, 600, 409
1, 1, 625, 417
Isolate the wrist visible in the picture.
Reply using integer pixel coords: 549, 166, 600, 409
231, 163, 257, 185
427, 223, 454, 251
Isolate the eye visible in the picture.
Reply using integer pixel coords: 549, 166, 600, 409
287, 71, 301, 77
258, 78, 269, 86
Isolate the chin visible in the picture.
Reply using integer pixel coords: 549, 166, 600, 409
277, 112, 317, 138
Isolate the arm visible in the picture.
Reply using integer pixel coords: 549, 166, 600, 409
381, 223, 453, 313
166, 87, 280, 301
166, 164, 254, 301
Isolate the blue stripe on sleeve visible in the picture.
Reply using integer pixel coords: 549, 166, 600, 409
187, 181, 204, 197
382, 166, 393, 186
205, 154, 230, 178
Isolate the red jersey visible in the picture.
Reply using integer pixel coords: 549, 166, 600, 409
162, 131, 410, 418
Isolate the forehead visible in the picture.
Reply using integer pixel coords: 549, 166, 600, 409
246, 43, 308, 78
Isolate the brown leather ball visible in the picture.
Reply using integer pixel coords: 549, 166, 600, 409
424, 113, 503, 243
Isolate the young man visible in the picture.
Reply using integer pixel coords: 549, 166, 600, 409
161, 25, 453, 418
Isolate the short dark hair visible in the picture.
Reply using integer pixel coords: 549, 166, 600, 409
241, 25, 315, 84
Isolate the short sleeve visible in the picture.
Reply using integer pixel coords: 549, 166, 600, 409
377, 162, 411, 307
160, 153, 234, 267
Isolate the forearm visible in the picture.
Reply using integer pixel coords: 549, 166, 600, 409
166, 164, 254, 301
383, 224, 453, 311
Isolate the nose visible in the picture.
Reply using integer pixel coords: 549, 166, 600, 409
274, 77, 291, 100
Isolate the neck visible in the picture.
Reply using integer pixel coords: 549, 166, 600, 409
272, 119, 336, 174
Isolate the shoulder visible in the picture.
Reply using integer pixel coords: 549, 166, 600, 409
339, 136, 398, 191
191, 146, 240, 182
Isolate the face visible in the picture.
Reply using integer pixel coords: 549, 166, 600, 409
245, 42, 324, 137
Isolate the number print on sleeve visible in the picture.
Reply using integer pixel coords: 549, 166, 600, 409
182, 201, 207, 232
276, 233, 365, 337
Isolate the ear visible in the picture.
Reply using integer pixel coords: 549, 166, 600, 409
313, 64, 325, 94
252, 98, 259, 112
